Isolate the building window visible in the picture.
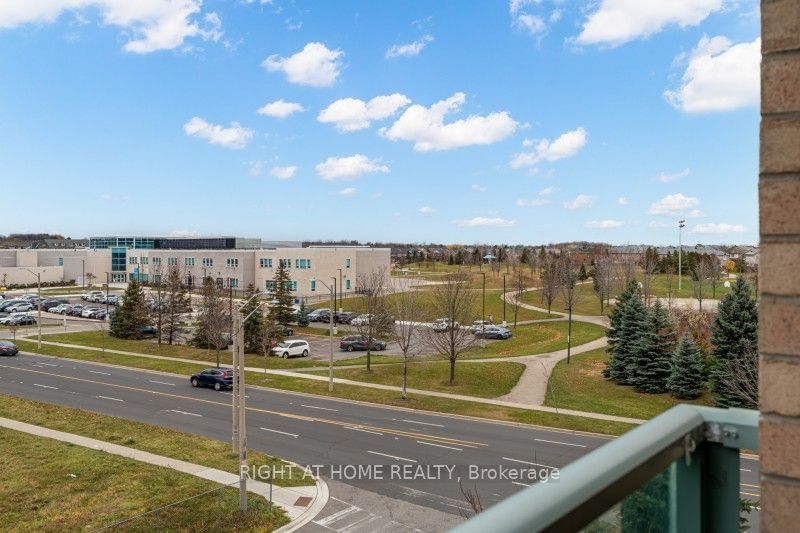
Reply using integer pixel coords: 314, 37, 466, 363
168, 257, 178, 266
265, 280, 275, 292
346, 258, 351, 268
141, 257, 148, 265
216, 277, 223, 288
129, 256, 138, 265
111, 247, 126, 272
228, 278, 239, 288
311, 280, 316, 292
152, 257, 161, 265
260, 258, 272, 268
58, 257, 63, 266
295, 259, 311, 269
346, 279, 351, 290
280, 258, 291, 269
282, 280, 297, 291
153, 274, 161, 284
185, 257, 195, 267
226, 258, 239, 268
202, 258, 213, 267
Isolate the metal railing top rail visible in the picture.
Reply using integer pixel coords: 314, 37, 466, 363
451, 404, 759, 533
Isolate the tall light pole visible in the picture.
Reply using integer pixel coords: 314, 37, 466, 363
678, 220, 686, 291
502, 273, 508, 326
21, 268, 42, 349
337, 268, 343, 311
314, 278, 336, 392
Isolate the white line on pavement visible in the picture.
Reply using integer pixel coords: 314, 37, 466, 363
534, 438, 587, 448
96, 395, 124, 402
33, 383, 58, 390
34, 362, 58, 367
148, 380, 176, 386
89, 370, 111, 376
367, 450, 417, 463
502, 457, 555, 469
416, 440, 462, 451
512, 481, 531, 487
170, 409, 202, 417
400, 419, 444, 427
345, 426, 384, 436
260, 427, 298, 438
301, 404, 338, 412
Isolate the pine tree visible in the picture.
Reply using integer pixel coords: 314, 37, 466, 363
520, 247, 529, 264
605, 280, 640, 378
296, 302, 310, 327
110, 279, 149, 339
269, 261, 295, 326
667, 334, 705, 399
241, 283, 264, 353
710, 277, 758, 407
631, 300, 676, 393
608, 292, 647, 385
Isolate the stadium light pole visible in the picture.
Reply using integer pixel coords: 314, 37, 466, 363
678, 220, 686, 291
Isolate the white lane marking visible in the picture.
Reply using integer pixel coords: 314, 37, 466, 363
400, 419, 444, 427
534, 438, 587, 448
260, 427, 298, 438
313, 504, 362, 527
96, 395, 124, 402
89, 370, 111, 376
367, 450, 417, 463
33, 383, 58, 390
148, 380, 176, 386
416, 440, 462, 451
34, 362, 58, 367
512, 481, 531, 487
502, 456, 555, 469
301, 404, 338, 412
345, 426, 384, 436
170, 409, 202, 417
740, 468, 751, 472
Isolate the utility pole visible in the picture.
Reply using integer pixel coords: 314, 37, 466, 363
22, 268, 42, 349
82, 260, 85, 290
314, 278, 336, 392
337, 268, 343, 311
502, 273, 508, 326
237, 310, 247, 511
105, 272, 110, 321
678, 220, 686, 291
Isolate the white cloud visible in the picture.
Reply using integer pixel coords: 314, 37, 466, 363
471, 184, 487, 192
648, 220, 673, 228
564, 194, 594, 210
457, 217, 517, 228
511, 127, 587, 169
656, 168, 690, 182
183, 117, 253, 149
516, 198, 551, 207
270, 165, 297, 180
539, 186, 557, 196
575, 0, 723, 47
647, 193, 700, 216
665, 36, 761, 113
257, 99, 304, 119
692, 222, 746, 234
586, 219, 624, 229
380, 92, 517, 152
419, 206, 435, 214
318, 94, 411, 132
515, 14, 546, 35
617, 196, 629, 205
262, 42, 343, 87
0, 0, 224, 53
386, 35, 433, 58
338, 187, 357, 197
315, 154, 389, 181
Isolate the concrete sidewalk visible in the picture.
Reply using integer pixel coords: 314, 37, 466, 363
0, 416, 328, 532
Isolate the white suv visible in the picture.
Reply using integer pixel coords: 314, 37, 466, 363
271, 340, 310, 359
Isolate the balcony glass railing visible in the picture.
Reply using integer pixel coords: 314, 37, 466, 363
452, 404, 758, 533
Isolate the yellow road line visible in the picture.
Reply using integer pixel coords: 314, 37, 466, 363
740, 491, 760, 498
0, 364, 486, 449
740, 482, 761, 489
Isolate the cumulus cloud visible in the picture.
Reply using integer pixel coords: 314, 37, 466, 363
380, 92, 517, 152
270, 165, 297, 180
338, 187, 357, 197
257, 99, 304, 118
419, 206, 435, 214
0, 0, 225, 53
539, 186, 557, 196
516, 198, 551, 207
655, 168, 690, 182
183, 117, 253, 149
564, 194, 594, 210
575, 0, 723, 47
262, 42, 343, 87
510, 127, 587, 169
471, 184, 487, 192
692, 222, 746, 234
318, 94, 411, 132
457, 217, 517, 228
386, 35, 433, 58
617, 196, 629, 205
315, 154, 389, 181
665, 36, 760, 113
510, 1, 548, 37
647, 193, 702, 216
586, 219, 624, 229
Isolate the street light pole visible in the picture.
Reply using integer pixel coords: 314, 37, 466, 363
22, 268, 42, 349
502, 273, 508, 326
337, 268, 343, 311
315, 278, 336, 392
678, 220, 686, 291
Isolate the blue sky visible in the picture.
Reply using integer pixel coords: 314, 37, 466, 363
0, 1, 760, 245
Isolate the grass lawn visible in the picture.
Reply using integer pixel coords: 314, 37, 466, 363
311, 361, 525, 398
643, 273, 731, 300
464, 321, 606, 359
0, 393, 310, 487
544, 347, 713, 420
395, 263, 541, 290
520, 283, 612, 317
0, 426, 287, 531
14, 340, 634, 436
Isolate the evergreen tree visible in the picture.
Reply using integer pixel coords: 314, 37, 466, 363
620, 470, 669, 533
520, 247, 529, 264
608, 292, 646, 385
448, 254, 455, 265
631, 300, 676, 393
241, 283, 264, 353
710, 277, 758, 407
605, 280, 640, 378
296, 302, 310, 327
110, 279, 149, 339
269, 261, 295, 326
578, 263, 588, 281
667, 334, 705, 399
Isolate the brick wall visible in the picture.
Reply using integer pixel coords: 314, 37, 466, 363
760, 1, 800, 529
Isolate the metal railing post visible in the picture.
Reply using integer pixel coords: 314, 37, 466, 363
703, 443, 740, 533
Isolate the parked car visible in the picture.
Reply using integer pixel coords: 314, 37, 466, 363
469, 320, 494, 334
18, 294, 38, 301
40, 299, 68, 311
90, 293, 107, 303
190, 368, 233, 391
334, 311, 358, 324
271, 340, 310, 358
314, 310, 333, 323
350, 314, 373, 327
474, 325, 513, 340
81, 307, 101, 318
0, 300, 23, 312
67, 304, 86, 316
340, 335, 387, 352
86, 308, 107, 319
0, 340, 19, 356
106, 295, 120, 305
5, 302, 33, 313
0, 313, 34, 325
136, 326, 158, 338
432, 318, 460, 332
307, 308, 331, 322
81, 291, 103, 301
50, 304, 70, 314
8, 315, 36, 326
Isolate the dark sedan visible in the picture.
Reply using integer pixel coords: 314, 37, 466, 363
190, 368, 233, 391
340, 335, 387, 352
0, 340, 19, 356
334, 311, 358, 324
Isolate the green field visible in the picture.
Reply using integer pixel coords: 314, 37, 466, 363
519, 283, 612, 316
643, 273, 732, 300
0, 426, 287, 531
394, 262, 541, 290
544, 347, 713, 420
311, 361, 525, 398
464, 321, 606, 359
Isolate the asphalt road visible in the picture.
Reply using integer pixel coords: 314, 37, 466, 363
0, 352, 761, 531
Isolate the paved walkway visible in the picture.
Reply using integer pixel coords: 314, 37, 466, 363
0, 416, 328, 532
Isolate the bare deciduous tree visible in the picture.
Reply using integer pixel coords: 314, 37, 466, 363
641, 252, 658, 307
664, 264, 676, 309
717, 348, 759, 410
559, 253, 580, 363
539, 254, 559, 315
195, 276, 229, 368
354, 267, 393, 372
421, 273, 478, 385
509, 270, 528, 328
149, 261, 166, 345
708, 255, 722, 299
390, 280, 421, 400
458, 479, 484, 519
592, 256, 614, 313
693, 258, 714, 311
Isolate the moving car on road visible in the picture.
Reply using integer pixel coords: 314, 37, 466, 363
340, 335, 387, 352
271, 340, 310, 358
190, 368, 233, 391
0, 340, 19, 356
